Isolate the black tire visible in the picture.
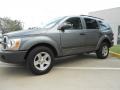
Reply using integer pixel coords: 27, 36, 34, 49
26, 46, 54, 75
96, 42, 109, 59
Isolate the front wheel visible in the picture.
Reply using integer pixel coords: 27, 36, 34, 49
96, 43, 109, 59
27, 46, 54, 75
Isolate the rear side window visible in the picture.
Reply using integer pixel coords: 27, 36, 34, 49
98, 21, 110, 31
84, 18, 99, 29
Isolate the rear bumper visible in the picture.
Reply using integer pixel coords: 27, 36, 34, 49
0, 50, 27, 64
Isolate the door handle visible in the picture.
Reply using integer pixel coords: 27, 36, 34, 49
80, 33, 86, 35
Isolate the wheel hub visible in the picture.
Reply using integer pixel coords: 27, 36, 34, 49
33, 52, 51, 71
102, 45, 108, 56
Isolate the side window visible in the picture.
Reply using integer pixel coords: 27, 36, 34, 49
84, 18, 99, 29
65, 17, 82, 29
98, 21, 110, 31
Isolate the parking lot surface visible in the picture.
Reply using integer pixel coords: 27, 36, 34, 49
0, 54, 120, 90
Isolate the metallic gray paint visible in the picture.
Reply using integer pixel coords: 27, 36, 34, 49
0, 16, 113, 63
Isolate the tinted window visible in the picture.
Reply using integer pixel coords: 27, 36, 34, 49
84, 18, 99, 29
65, 17, 82, 29
98, 21, 110, 30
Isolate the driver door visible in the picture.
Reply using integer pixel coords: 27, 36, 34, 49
59, 17, 86, 55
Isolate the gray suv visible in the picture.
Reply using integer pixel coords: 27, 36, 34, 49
0, 15, 114, 75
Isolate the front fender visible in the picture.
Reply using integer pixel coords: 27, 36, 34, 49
19, 36, 62, 56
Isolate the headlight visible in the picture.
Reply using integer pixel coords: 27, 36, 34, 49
3, 36, 21, 50
7, 39, 21, 50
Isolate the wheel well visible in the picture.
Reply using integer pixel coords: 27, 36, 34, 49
102, 39, 111, 47
24, 43, 58, 59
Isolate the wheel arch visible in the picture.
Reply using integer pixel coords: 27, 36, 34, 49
102, 39, 111, 47
96, 36, 112, 50
24, 43, 59, 60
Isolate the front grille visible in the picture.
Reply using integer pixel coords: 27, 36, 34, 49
3, 36, 8, 49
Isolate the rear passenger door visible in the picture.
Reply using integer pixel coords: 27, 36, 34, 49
83, 17, 101, 51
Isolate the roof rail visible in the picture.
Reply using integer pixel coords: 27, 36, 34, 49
80, 15, 104, 20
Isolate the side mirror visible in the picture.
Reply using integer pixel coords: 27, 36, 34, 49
58, 22, 72, 31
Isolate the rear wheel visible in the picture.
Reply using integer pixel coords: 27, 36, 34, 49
96, 43, 109, 59
27, 46, 54, 75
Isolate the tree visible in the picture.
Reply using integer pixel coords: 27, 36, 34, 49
0, 17, 23, 33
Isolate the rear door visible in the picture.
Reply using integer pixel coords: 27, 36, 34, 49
83, 17, 101, 51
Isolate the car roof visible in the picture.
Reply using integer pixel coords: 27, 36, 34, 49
80, 15, 104, 20
66, 15, 104, 21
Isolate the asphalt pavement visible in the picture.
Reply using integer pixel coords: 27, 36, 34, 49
0, 54, 120, 90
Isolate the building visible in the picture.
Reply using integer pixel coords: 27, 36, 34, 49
89, 7, 120, 45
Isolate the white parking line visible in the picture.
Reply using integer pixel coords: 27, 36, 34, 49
55, 67, 120, 70
0, 62, 23, 67
0, 64, 22, 67
1, 63, 120, 70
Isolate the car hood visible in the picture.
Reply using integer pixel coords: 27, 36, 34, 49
4, 29, 48, 37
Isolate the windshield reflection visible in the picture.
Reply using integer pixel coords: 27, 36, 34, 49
42, 17, 66, 29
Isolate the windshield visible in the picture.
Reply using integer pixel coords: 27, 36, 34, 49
42, 17, 65, 29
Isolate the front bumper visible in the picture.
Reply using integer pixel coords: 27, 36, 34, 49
0, 50, 27, 64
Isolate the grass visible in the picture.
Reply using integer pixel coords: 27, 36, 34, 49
110, 45, 120, 54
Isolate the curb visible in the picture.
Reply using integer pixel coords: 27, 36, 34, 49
110, 51, 120, 59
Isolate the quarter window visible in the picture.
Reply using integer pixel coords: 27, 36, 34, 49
84, 18, 99, 29
98, 21, 110, 30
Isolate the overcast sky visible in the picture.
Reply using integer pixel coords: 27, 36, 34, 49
0, 0, 120, 29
